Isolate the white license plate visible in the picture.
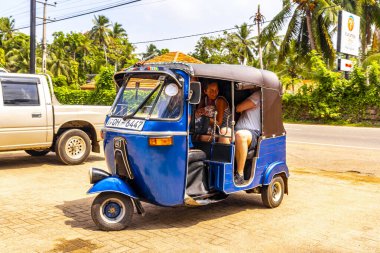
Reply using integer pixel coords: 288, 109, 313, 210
106, 118, 145, 131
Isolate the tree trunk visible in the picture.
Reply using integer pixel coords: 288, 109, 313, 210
305, 9, 316, 51
103, 44, 108, 64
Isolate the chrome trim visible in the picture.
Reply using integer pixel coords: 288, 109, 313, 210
103, 127, 187, 136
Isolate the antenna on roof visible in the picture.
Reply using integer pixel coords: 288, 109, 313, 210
133, 52, 158, 67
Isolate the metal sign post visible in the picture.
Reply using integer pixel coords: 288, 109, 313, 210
30, 0, 36, 74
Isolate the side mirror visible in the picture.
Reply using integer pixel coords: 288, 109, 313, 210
189, 81, 201, 105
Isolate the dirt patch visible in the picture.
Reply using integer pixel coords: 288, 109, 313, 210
293, 168, 380, 184
49, 238, 100, 253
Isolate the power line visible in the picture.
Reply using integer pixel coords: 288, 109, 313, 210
130, 5, 342, 45
12, 1, 342, 46
13, 0, 142, 31
49, 0, 127, 16
131, 16, 282, 45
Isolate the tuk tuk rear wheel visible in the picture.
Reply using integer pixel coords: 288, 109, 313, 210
261, 176, 284, 208
91, 192, 133, 231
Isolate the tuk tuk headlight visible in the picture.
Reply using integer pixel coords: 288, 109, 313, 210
89, 167, 111, 184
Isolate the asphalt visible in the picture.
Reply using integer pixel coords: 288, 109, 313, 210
285, 123, 380, 176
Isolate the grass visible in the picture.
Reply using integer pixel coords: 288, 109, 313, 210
284, 118, 380, 128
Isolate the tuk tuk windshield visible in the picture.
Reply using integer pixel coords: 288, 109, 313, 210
111, 73, 182, 119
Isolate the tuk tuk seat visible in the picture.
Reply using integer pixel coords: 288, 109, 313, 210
188, 149, 207, 163
246, 149, 255, 160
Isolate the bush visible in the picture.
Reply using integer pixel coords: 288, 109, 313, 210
282, 52, 380, 124
52, 75, 68, 87
54, 87, 116, 105
95, 66, 115, 91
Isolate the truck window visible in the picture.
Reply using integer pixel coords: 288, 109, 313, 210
1, 82, 40, 106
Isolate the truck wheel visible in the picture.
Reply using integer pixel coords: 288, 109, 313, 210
91, 192, 134, 231
25, 149, 50, 156
261, 176, 284, 208
55, 129, 91, 165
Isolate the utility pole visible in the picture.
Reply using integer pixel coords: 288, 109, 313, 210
37, 0, 56, 73
253, 4, 265, 69
30, 0, 36, 74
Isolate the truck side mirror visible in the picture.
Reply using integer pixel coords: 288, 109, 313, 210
189, 81, 201, 105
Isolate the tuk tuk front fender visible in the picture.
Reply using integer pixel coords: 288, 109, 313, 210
87, 176, 139, 199
262, 161, 289, 191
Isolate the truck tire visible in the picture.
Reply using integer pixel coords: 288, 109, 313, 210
25, 149, 50, 156
55, 129, 91, 165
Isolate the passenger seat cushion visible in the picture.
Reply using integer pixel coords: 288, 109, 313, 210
188, 149, 207, 163
186, 161, 209, 196
246, 149, 255, 160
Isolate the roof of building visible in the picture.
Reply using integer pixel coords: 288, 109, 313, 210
145, 51, 204, 64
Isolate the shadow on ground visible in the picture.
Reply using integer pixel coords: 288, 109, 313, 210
0, 152, 104, 171
56, 193, 265, 231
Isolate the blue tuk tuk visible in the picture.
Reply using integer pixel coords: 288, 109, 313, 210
88, 63, 289, 231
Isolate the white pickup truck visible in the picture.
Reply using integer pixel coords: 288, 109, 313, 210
0, 73, 110, 165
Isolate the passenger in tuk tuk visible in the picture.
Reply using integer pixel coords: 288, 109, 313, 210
195, 80, 232, 143
234, 90, 261, 185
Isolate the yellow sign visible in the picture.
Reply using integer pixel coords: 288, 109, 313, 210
348, 16, 354, 32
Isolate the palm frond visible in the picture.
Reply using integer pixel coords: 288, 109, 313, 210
261, 3, 294, 44
363, 53, 380, 67
278, 10, 301, 62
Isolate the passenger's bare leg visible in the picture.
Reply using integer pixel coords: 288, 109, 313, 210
219, 127, 231, 144
199, 135, 212, 142
235, 130, 252, 176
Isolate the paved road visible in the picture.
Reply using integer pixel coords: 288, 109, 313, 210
285, 123, 380, 176
0, 152, 379, 252
285, 123, 380, 150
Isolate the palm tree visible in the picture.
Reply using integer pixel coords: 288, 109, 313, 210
89, 15, 111, 64
142, 44, 160, 59
359, 1, 380, 57
261, 35, 282, 70
110, 22, 127, 40
231, 23, 255, 65
262, 0, 337, 66
6, 47, 29, 73
48, 49, 71, 78
277, 41, 306, 93
3, 33, 29, 72
0, 16, 15, 45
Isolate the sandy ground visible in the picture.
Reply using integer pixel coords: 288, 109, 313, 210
0, 149, 379, 252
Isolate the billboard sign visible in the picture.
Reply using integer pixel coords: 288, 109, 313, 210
338, 59, 354, 72
337, 10, 360, 56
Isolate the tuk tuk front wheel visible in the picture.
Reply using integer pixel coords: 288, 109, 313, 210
91, 192, 133, 231
261, 176, 284, 208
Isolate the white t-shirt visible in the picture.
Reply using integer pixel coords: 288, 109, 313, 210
235, 91, 261, 132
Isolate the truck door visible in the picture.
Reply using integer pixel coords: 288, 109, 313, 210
0, 77, 49, 150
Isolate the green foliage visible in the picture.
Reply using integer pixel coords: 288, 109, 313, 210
54, 87, 93, 105
95, 66, 115, 91
52, 75, 68, 87
191, 35, 240, 64
54, 87, 116, 105
368, 61, 380, 88
69, 60, 79, 88
0, 48, 5, 67
283, 57, 380, 124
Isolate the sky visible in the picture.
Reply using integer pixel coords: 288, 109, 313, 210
1, 0, 283, 54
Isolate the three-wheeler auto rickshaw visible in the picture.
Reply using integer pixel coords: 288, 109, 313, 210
88, 62, 289, 231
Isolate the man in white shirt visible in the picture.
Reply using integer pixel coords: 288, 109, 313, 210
234, 90, 261, 185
